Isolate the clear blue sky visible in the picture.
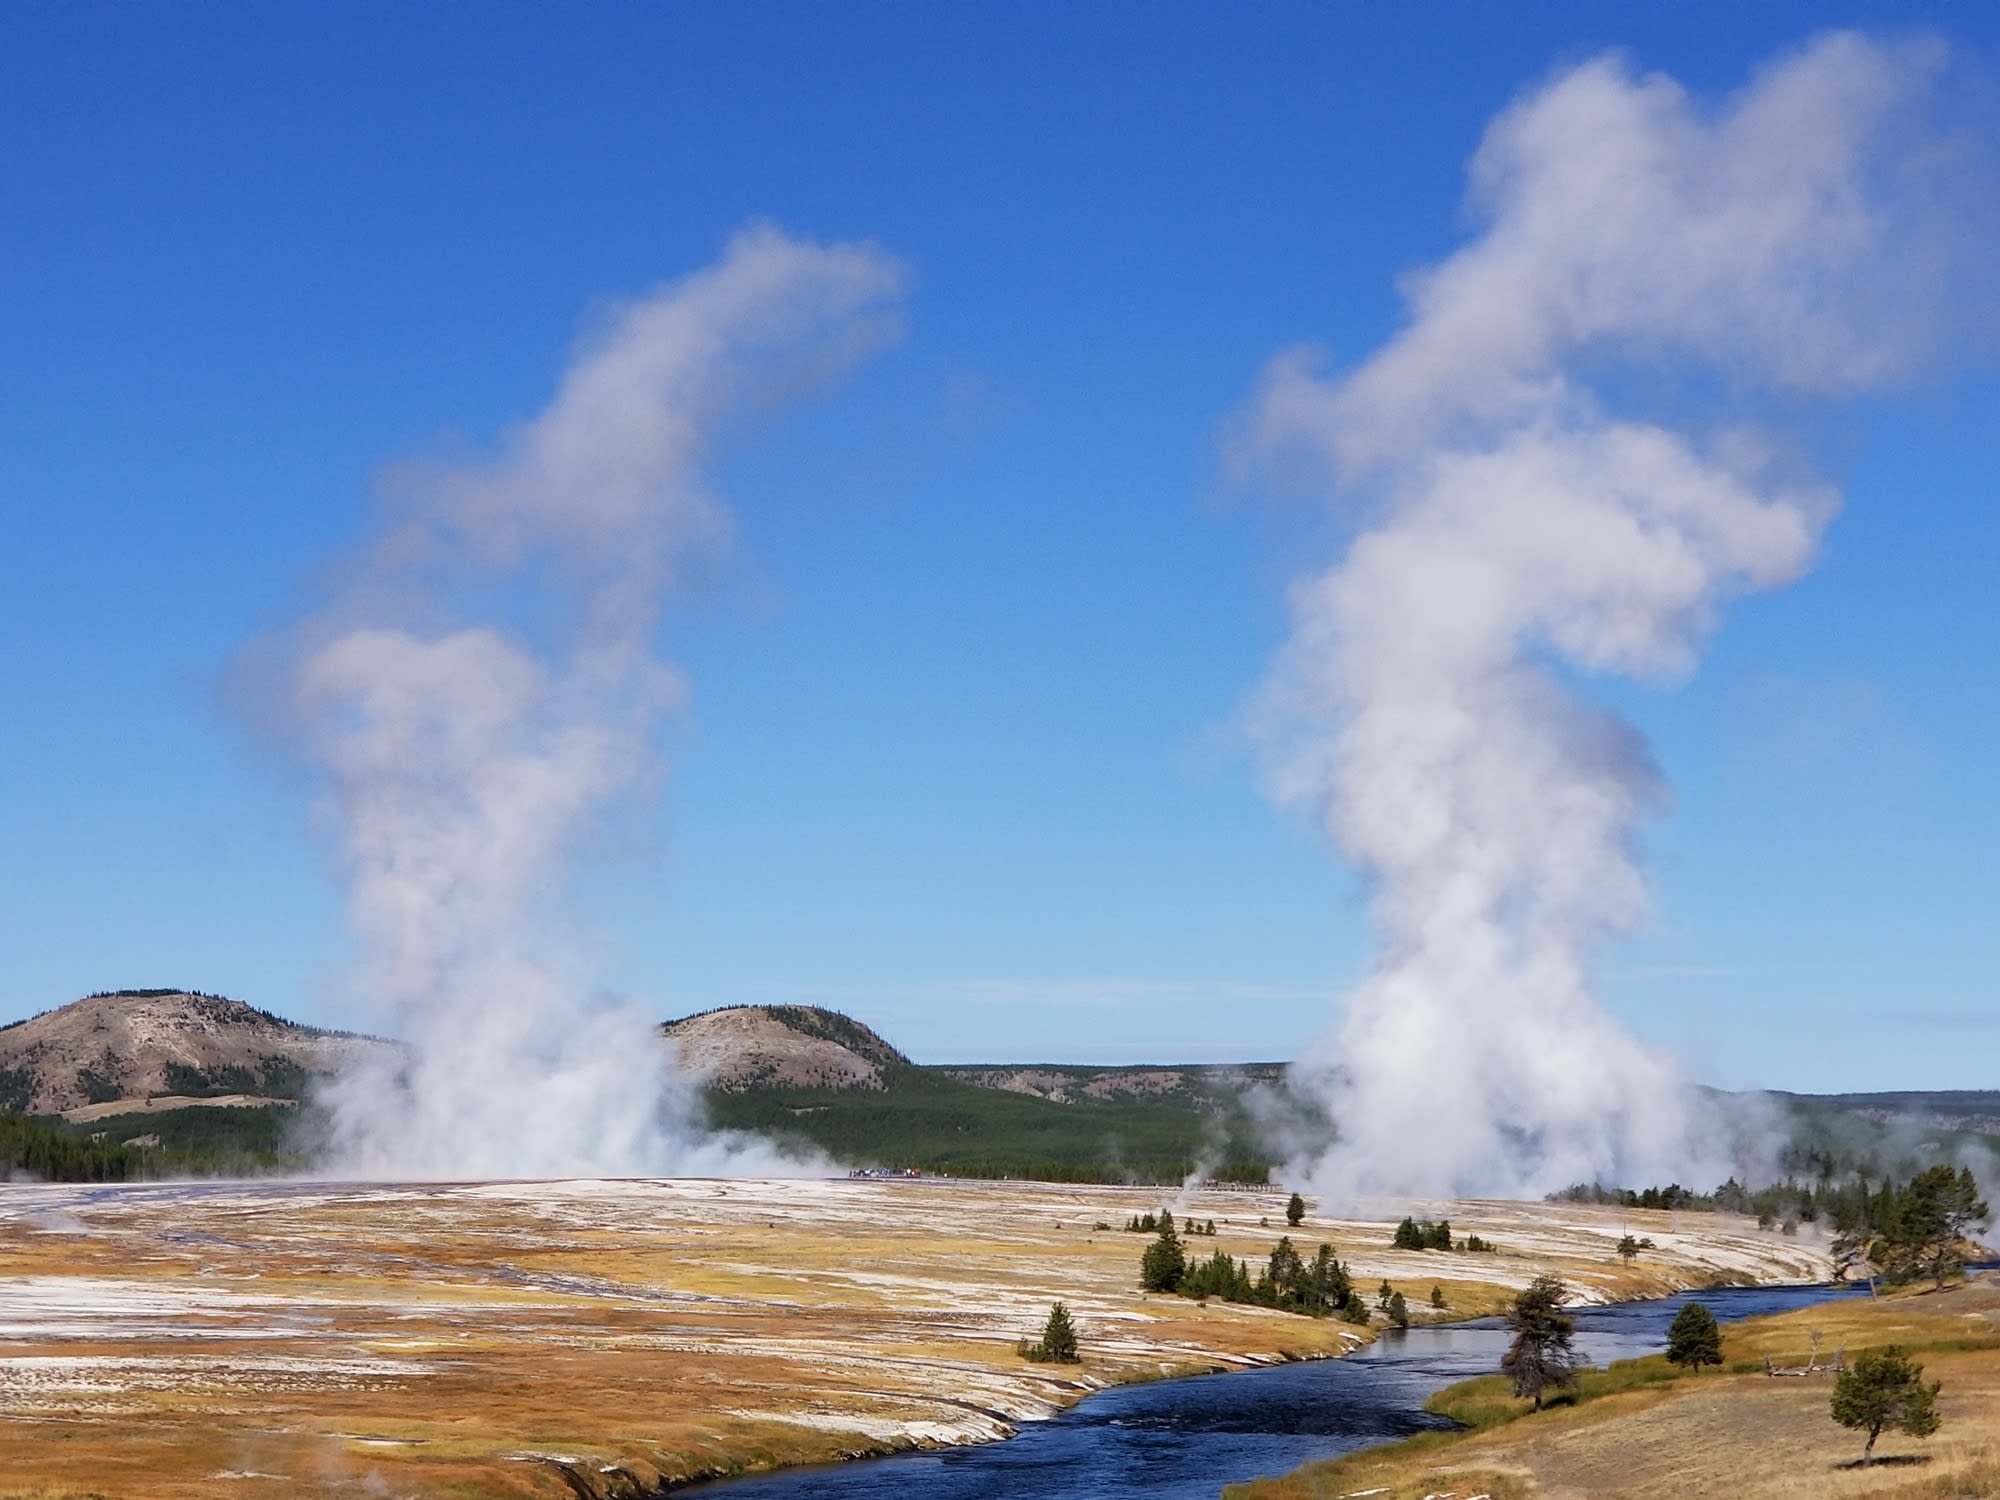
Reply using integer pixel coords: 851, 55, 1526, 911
2, 3, 1994, 1090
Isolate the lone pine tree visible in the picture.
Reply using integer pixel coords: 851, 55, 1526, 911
1832, 1346, 1941, 1466
1139, 1211, 1186, 1292
1502, 1273, 1581, 1411
1023, 1300, 1080, 1363
1665, 1301, 1722, 1372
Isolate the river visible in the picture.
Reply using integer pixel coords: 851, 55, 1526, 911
677, 1281, 1864, 1499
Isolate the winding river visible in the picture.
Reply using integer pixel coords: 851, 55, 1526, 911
679, 1281, 1864, 1499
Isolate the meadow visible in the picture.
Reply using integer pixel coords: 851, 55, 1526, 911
0, 1179, 1824, 1500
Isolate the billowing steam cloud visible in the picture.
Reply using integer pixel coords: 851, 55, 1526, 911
1243, 35, 1982, 1196
273, 227, 904, 1178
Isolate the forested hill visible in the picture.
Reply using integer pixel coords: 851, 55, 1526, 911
2, 990, 1994, 1187
1777, 1090, 2000, 1138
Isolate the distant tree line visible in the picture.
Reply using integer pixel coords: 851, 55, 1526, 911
0, 1105, 306, 1181
702, 1065, 1278, 1186
1137, 1211, 1371, 1321
161, 1055, 315, 1100
85, 987, 232, 1002
1555, 1172, 1876, 1231
0, 1112, 147, 1181
1831, 1165, 1989, 1291
1553, 1167, 1990, 1289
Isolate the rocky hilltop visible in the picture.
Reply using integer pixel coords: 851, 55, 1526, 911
660, 1004, 910, 1092
0, 990, 388, 1116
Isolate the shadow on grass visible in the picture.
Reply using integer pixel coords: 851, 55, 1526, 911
1834, 1453, 1934, 1471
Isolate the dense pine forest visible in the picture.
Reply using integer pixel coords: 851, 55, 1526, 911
702, 1064, 1274, 1184
0, 1106, 304, 1181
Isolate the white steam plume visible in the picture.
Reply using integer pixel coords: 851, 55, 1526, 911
273, 227, 904, 1178
1241, 35, 1983, 1197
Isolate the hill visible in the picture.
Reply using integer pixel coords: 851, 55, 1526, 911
0, 989, 388, 1116
1780, 1088, 2000, 1137
3, 991, 1993, 1188
661, 1005, 1272, 1180
660, 1004, 908, 1091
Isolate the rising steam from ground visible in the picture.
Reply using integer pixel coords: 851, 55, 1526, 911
264, 228, 903, 1178
1240, 35, 1988, 1197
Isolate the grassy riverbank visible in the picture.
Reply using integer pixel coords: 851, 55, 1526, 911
1230, 1275, 2000, 1500
0, 1182, 1831, 1499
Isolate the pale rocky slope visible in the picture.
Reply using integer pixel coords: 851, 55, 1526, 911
659, 1004, 909, 1091
0, 990, 388, 1114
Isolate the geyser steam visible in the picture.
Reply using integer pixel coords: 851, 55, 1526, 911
1243, 35, 1979, 1196
273, 227, 904, 1178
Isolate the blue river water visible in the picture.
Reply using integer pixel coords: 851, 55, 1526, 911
677, 1281, 1865, 1499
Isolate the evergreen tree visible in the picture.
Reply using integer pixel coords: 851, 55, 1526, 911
1265, 1236, 1306, 1306
1286, 1192, 1306, 1227
1664, 1301, 1722, 1372
1139, 1212, 1186, 1292
1883, 1165, 1989, 1291
1832, 1346, 1941, 1466
1387, 1290, 1409, 1328
1306, 1243, 1351, 1316
1430, 1283, 1445, 1309
1501, 1274, 1581, 1411
1179, 1247, 1239, 1301
1025, 1300, 1080, 1363
1616, 1233, 1641, 1263
1393, 1215, 1422, 1250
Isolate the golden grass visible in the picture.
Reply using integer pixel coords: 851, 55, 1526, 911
1232, 1277, 2000, 1500
0, 1181, 1835, 1499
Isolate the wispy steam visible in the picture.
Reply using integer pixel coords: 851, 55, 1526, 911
270, 227, 904, 1178
1241, 35, 1983, 1196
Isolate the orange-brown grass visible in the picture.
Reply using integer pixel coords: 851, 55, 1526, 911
1232, 1276, 2000, 1500
0, 1180, 1830, 1499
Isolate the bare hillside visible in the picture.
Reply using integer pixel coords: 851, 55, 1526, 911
660, 1004, 909, 1092
0, 990, 389, 1114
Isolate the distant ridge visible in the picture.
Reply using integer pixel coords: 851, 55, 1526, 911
7, 990, 1993, 1191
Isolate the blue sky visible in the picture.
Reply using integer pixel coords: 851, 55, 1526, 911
2, 3, 1995, 1090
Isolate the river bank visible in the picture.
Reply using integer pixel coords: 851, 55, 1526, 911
674, 1282, 1872, 1500
1231, 1276, 2000, 1500
0, 1178, 1830, 1499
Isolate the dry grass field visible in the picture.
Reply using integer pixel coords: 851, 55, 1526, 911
0, 1178, 1828, 1499
1235, 1275, 2000, 1500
